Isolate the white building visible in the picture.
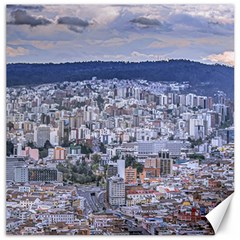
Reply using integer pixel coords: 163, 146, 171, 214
108, 176, 125, 206
36, 125, 50, 147
117, 159, 125, 180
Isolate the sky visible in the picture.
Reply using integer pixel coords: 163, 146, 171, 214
6, 4, 234, 66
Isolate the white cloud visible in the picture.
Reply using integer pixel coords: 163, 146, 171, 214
6, 46, 29, 57
203, 51, 234, 66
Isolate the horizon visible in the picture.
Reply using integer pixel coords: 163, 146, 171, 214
5, 58, 234, 68
6, 4, 234, 66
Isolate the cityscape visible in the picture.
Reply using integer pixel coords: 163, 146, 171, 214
6, 4, 234, 236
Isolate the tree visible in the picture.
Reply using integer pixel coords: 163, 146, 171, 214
26, 141, 36, 148
6, 140, 14, 156
57, 161, 98, 184
136, 163, 144, 174
125, 155, 135, 167
111, 155, 118, 161
57, 163, 69, 173
125, 155, 143, 174
7, 122, 14, 131
39, 148, 48, 158
96, 94, 104, 111
99, 143, 106, 154
168, 135, 174, 140
44, 140, 53, 149
92, 154, 101, 164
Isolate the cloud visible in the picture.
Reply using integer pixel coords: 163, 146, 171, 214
8, 9, 52, 27
30, 40, 56, 50
131, 51, 161, 60
6, 5, 234, 64
57, 16, 91, 33
130, 17, 161, 26
7, 5, 44, 11
203, 51, 234, 66
169, 12, 233, 36
130, 16, 172, 32
7, 46, 29, 57
57, 16, 90, 27
67, 25, 84, 33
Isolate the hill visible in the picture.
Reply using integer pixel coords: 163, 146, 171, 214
6, 60, 234, 98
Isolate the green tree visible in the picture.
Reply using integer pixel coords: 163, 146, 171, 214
96, 94, 104, 111
81, 144, 93, 154
99, 143, 106, 154
26, 141, 36, 148
7, 122, 14, 131
6, 140, 14, 156
92, 154, 101, 164
44, 140, 53, 149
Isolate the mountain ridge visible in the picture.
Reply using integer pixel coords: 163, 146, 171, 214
6, 60, 234, 99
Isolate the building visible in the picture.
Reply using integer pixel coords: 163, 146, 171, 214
36, 125, 50, 147
14, 166, 28, 183
107, 176, 125, 206
53, 146, 67, 160
6, 156, 26, 182
38, 213, 75, 224
133, 114, 140, 127
189, 118, 204, 139
211, 136, 223, 148
117, 159, 125, 180
141, 150, 173, 180
158, 150, 173, 176
107, 162, 118, 178
218, 127, 234, 144
125, 166, 137, 184
28, 168, 59, 182
138, 140, 186, 157
143, 158, 161, 179
21, 147, 39, 161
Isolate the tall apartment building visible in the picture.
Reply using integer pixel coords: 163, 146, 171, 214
36, 125, 50, 147
107, 176, 125, 206
117, 159, 125, 180
14, 166, 28, 183
6, 156, 26, 182
107, 162, 118, 178
158, 150, 173, 176
125, 166, 137, 184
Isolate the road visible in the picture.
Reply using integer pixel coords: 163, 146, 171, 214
77, 186, 106, 213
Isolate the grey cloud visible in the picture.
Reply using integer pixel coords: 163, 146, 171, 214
57, 16, 91, 33
8, 9, 51, 27
57, 16, 90, 27
130, 16, 172, 32
68, 25, 84, 33
130, 17, 161, 26
7, 5, 44, 12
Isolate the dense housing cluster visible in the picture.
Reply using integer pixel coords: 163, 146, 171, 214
6, 78, 234, 235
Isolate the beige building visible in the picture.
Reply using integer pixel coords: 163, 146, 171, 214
53, 146, 67, 160
125, 166, 137, 184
